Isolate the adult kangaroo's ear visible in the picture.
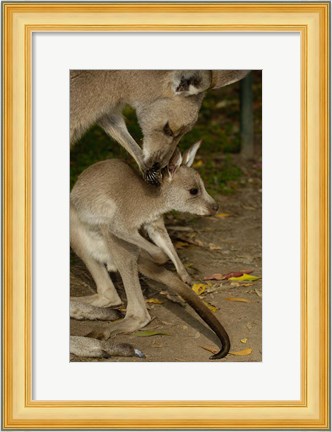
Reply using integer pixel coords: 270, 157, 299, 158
172, 71, 211, 96
182, 140, 202, 167
210, 70, 250, 89
167, 148, 183, 179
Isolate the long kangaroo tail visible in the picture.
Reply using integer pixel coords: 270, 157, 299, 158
138, 257, 230, 359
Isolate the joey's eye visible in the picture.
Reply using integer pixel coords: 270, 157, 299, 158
163, 122, 174, 137
189, 188, 199, 196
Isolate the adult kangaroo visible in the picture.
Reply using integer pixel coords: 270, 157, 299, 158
70, 70, 248, 183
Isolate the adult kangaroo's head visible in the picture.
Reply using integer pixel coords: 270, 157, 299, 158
137, 70, 248, 184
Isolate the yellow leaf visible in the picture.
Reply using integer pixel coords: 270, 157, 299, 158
193, 160, 203, 168
225, 297, 251, 303
133, 330, 169, 337
208, 243, 222, 251
229, 348, 253, 356
199, 345, 218, 354
146, 298, 164, 304
203, 300, 218, 313
215, 212, 231, 219
192, 283, 208, 295
175, 241, 190, 249
229, 273, 260, 282
240, 338, 248, 344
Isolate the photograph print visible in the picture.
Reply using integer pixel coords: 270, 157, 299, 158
69, 70, 262, 362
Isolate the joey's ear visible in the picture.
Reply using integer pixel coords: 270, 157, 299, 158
167, 148, 183, 179
171, 71, 211, 96
210, 70, 250, 89
182, 140, 202, 167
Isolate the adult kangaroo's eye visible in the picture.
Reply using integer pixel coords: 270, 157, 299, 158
163, 122, 174, 137
189, 188, 199, 196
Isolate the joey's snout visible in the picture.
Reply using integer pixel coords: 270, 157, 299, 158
208, 201, 219, 216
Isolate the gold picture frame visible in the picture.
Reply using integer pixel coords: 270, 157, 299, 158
2, 2, 329, 429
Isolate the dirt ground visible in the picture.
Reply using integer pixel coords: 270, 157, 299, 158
70, 156, 262, 363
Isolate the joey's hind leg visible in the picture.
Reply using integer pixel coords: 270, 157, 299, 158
87, 232, 151, 340
70, 256, 121, 308
71, 208, 122, 307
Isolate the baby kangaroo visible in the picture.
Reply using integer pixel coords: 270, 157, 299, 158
70, 142, 230, 359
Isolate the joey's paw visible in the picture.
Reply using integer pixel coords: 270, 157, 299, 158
150, 250, 169, 265
179, 271, 193, 286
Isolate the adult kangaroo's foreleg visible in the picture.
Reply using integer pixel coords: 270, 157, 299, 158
98, 113, 144, 171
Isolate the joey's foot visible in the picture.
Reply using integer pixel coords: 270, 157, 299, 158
86, 313, 151, 340
101, 341, 145, 358
70, 300, 123, 321
70, 336, 145, 358
72, 292, 122, 308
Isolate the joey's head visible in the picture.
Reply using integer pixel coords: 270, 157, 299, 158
136, 70, 249, 185
161, 141, 219, 217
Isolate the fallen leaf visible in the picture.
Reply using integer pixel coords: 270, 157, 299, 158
215, 212, 231, 219
203, 300, 219, 313
146, 298, 164, 304
175, 241, 190, 249
255, 288, 262, 297
167, 225, 194, 232
193, 160, 203, 168
229, 274, 260, 282
203, 273, 224, 281
199, 345, 218, 354
208, 243, 222, 251
204, 271, 253, 281
133, 330, 169, 337
225, 297, 251, 303
240, 338, 248, 344
206, 284, 221, 294
192, 283, 208, 295
223, 271, 248, 279
241, 283, 254, 287
229, 348, 253, 356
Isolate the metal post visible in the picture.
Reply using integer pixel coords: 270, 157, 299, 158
240, 72, 254, 159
